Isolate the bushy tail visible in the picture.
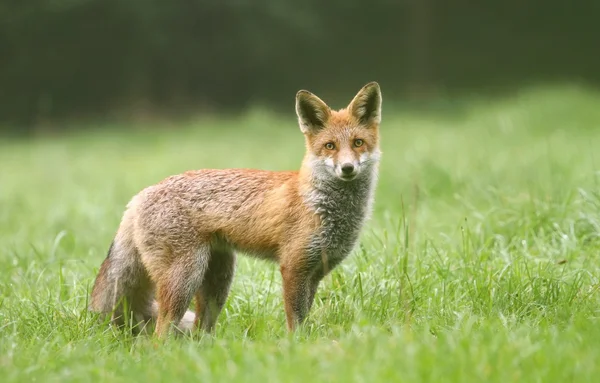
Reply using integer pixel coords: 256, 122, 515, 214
89, 238, 152, 330
89, 237, 196, 334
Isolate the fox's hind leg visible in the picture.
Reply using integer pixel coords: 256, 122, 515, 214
151, 245, 210, 338
194, 248, 236, 332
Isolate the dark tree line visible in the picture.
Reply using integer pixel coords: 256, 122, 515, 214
0, 0, 598, 131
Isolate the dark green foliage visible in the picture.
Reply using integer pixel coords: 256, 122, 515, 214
0, 1, 599, 128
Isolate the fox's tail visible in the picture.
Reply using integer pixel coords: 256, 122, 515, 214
89, 232, 195, 334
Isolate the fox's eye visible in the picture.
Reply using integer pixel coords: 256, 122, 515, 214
325, 142, 335, 150
354, 139, 364, 147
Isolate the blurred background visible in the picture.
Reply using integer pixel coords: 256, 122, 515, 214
1, 0, 599, 134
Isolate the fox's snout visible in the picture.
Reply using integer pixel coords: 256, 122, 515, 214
321, 151, 363, 181
332, 151, 375, 181
335, 157, 359, 181
341, 163, 355, 176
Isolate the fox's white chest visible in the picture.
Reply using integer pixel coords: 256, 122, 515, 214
305, 176, 376, 267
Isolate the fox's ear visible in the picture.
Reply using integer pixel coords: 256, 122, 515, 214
348, 82, 382, 126
295, 90, 331, 134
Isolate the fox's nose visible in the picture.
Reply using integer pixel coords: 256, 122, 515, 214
341, 163, 355, 175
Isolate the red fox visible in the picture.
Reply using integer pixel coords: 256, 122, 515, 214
89, 82, 382, 337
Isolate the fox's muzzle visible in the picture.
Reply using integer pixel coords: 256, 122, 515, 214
336, 161, 359, 181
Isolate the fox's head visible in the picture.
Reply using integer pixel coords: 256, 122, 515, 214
296, 82, 382, 182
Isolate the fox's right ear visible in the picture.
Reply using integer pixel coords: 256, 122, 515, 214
295, 90, 331, 134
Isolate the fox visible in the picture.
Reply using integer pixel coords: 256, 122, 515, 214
89, 82, 382, 337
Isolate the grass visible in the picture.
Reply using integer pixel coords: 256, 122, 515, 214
1, 85, 600, 382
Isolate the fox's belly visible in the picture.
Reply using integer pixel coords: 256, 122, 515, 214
210, 229, 280, 262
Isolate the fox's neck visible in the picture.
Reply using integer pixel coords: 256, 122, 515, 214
298, 157, 378, 262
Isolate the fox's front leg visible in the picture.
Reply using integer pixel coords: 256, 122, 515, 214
280, 256, 313, 331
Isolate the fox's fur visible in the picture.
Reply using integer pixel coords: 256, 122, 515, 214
89, 82, 382, 337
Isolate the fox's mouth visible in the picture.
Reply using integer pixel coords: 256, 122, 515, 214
339, 173, 358, 181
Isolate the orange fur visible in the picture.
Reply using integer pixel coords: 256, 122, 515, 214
89, 82, 383, 336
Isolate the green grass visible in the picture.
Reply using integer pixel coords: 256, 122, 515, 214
1, 85, 600, 382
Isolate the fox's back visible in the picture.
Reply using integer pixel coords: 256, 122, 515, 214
129, 168, 309, 259
156, 169, 296, 210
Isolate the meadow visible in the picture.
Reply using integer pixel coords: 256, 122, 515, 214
1, 85, 599, 382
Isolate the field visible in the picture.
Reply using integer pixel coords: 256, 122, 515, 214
1, 86, 600, 382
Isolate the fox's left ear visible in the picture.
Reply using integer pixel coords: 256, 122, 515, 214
348, 82, 382, 126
